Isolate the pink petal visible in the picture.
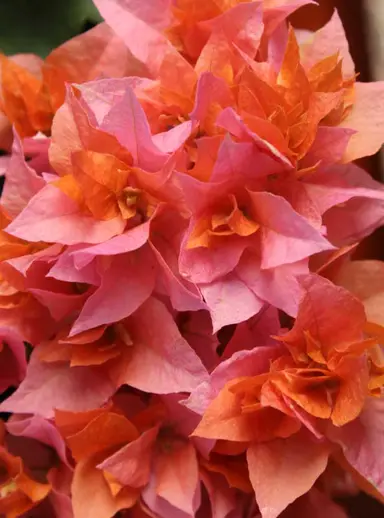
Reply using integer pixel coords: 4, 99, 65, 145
247, 433, 330, 518
95, 0, 172, 31
217, 107, 292, 167
152, 121, 194, 154
200, 469, 237, 518
343, 81, 384, 161
302, 163, 384, 216
301, 10, 355, 76
185, 346, 284, 415
1, 131, 45, 217
6, 184, 125, 245
154, 442, 199, 515
223, 305, 280, 360
30, 289, 87, 321
151, 241, 206, 312
324, 197, 384, 246
0, 351, 115, 418
249, 191, 333, 269
6, 415, 70, 467
47, 246, 101, 285
179, 232, 249, 284
303, 127, 356, 167
211, 135, 286, 183
267, 22, 289, 72
71, 248, 156, 335
200, 273, 264, 332
116, 297, 208, 393
263, 1, 316, 36
76, 77, 153, 126
98, 426, 158, 488
236, 254, 308, 317
93, 0, 177, 76
328, 397, 384, 496
176, 172, 229, 214
143, 473, 198, 518
101, 87, 166, 170
22, 135, 52, 174
190, 73, 233, 132
203, 2, 264, 57
72, 222, 151, 269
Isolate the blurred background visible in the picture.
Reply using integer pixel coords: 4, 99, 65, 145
0, 1, 383, 516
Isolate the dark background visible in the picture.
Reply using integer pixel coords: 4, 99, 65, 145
0, 1, 382, 516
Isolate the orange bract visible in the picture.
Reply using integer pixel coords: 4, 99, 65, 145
0, 55, 53, 138
0, 445, 51, 518
166, 0, 250, 60
39, 321, 133, 368
187, 192, 260, 248
53, 151, 158, 223
235, 27, 356, 163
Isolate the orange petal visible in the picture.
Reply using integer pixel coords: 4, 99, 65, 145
72, 458, 139, 518
64, 412, 139, 462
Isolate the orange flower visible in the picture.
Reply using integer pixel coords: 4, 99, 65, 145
54, 151, 160, 224
0, 424, 51, 518
0, 24, 147, 144
187, 192, 260, 249
194, 276, 383, 447
38, 321, 132, 368
55, 406, 140, 518
0, 55, 52, 139
234, 27, 356, 163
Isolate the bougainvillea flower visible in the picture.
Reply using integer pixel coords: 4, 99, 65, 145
0, 297, 207, 418
1, 132, 45, 219
299, 11, 384, 162
0, 350, 116, 419
0, 210, 57, 344
190, 275, 384, 516
0, 1, 384, 516
0, 416, 72, 518
0, 210, 90, 342
176, 137, 333, 328
327, 397, 384, 503
42, 22, 148, 113
0, 53, 51, 141
94, 0, 313, 68
0, 23, 148, 147
43, 206, 204, 335
270, 162, 384, 246
6, 85, 191, 247
55, 405, 141, 518
59, 394, 248, 518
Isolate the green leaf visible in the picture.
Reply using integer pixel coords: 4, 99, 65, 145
0, 0, 102, 57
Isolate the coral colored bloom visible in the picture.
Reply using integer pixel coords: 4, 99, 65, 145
191, 275, 384, 516
0, 416, 71, 518
0, 23, 147, 147
57, 394, 249, 518
0, 297, 207, 418
55, 405, 140, 518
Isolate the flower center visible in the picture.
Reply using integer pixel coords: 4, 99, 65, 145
187, 193, 259, 249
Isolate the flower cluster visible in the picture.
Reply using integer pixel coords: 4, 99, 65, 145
0, 1, 384, 517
